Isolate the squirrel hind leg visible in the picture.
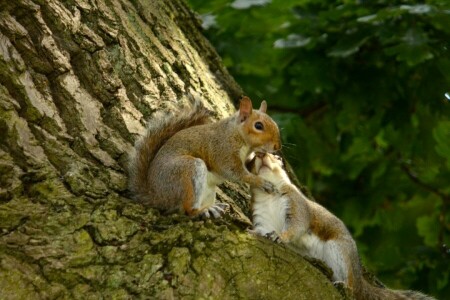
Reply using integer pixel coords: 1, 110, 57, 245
181, 157, 223, 217
321, 240, 351, 284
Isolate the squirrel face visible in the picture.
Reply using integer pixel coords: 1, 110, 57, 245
238, 97, 281, 153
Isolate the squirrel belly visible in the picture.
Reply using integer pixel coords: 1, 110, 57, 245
128, 96, 281, 217
250, 188, 291, 237
248, 153, 435, 300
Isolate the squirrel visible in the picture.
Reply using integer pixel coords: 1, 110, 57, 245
128, 96, 281, 218
246, 152, 435, 300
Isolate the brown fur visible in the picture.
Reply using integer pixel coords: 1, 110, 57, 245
128, 101, 212, 205
309, 213, 340, 241
129, 97, 281, 216
180, 157, 197, 215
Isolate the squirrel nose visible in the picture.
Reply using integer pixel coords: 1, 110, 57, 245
273, 141, 281, 151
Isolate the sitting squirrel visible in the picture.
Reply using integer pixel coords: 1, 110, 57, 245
128, 96, 281, 218
247, 153, 435, 300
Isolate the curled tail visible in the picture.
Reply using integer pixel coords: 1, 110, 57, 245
357, 278, 435, 300
128, 100, 213, 201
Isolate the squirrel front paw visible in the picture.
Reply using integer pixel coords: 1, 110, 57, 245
199, 203, 230, 219
261, 180, 277, 194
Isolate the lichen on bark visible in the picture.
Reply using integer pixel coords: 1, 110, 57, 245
0, 0, 346, 299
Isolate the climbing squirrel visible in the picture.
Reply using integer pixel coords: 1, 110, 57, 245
128, 96, 281, 218
247, 153, 435, 300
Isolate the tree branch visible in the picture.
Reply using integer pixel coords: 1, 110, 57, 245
400, 163, 450, 204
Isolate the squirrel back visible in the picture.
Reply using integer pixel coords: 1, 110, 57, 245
128, 101, 212, 202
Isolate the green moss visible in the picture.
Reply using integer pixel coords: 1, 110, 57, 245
149, 224, 192, 251
71, 284, 101, 300
0, 158, 23, 202
0, 208, 26, 230
64, 230, 96, 267
167, 247, 191, 276
105, 267, 127, 289
99, 245, 120, 263
63, 163, 109, 198
41, 210, 90, 236
124, 253, 164, 286
121, 201, 158, 222
0, 252, 68, 299
91, 209, 139, 244
1, 272, 40, 298
0, 197, 44, 231
0, 263, 40, 300
29, 177, 74, 206
106, 169, 128, 193
2, 190, 343, 299
105, 288, 131, 300
72, 265, 106, 283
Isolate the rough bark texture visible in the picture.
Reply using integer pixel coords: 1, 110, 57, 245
0, 0, 345, 298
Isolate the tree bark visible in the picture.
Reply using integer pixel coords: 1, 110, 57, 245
0, 0, 344, 298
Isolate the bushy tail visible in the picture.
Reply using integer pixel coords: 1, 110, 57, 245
396, 290, 436, 300
128, 100, 213, 201
357, 278, 435, 300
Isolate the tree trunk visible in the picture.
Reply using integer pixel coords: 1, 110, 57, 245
0, 0, 344, 298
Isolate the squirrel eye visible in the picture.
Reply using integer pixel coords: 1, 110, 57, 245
254, 121, 264, 131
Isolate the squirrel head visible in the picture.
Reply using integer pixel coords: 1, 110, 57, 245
237, 96, 281, 153
247, 152, 288, 182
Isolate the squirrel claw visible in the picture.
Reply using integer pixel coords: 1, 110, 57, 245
215, 202, 230, 212
246, 228, 257, 235
265, 231, 281, 243
333, 281, 345, 287
199, 203, 230, 219
333, 281, 346, 288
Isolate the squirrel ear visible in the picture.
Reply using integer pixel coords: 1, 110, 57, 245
259, 100, 267, 113
239, 96, 253, 122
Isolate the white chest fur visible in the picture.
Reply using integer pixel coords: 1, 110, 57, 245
251, 190, 290, 236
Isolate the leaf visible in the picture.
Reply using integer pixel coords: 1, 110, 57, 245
438, 59, 450, 81
430, 10, 450, 34
384, 28, 434, 66
375, 130, 389, 150
399, 4, 433, 15
357, 14, 378, 23
327, 34, 370, 58
433, 121, 450, 168
416, 215, 439, 247
200, 13, 218, 29
231, 0, 271, 10
274, 34, 311, 49
385, 43, 433, 66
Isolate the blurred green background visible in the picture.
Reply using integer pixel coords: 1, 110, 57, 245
188, 0, 449, 298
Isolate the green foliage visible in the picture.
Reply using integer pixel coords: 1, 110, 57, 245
189, 0, 450, 298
